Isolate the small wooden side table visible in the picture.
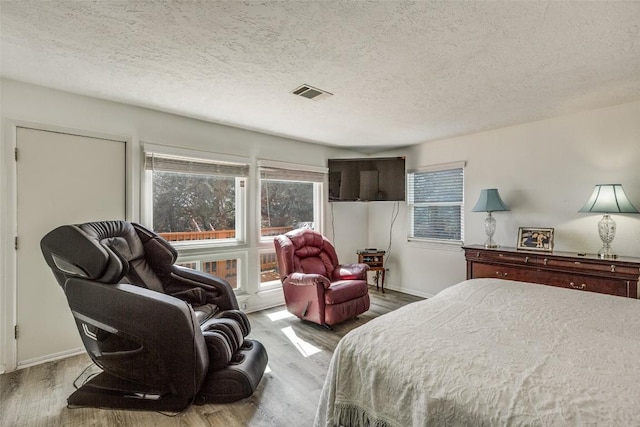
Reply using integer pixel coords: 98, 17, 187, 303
357, 250, 386, 292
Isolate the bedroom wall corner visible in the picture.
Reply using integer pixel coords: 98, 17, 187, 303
369, 100, 640, 298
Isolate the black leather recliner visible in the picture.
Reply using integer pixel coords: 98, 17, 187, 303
40, 220, 268, 411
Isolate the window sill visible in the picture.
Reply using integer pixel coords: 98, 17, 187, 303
407, 238, 463, 252
258, 280, 282, 292
170, 239, 247, 253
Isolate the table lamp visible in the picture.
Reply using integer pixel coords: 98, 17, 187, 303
472, 189, 510, 248
579, 184, 639, 259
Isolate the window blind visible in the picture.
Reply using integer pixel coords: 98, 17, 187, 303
259, 165, 326, 183
144, 153, 249, 177
407, 166, 464, 242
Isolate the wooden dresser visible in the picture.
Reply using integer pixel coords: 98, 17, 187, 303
463, 245, 640, 298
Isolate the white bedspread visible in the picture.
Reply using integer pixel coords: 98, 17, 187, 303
314, 279, 640, 426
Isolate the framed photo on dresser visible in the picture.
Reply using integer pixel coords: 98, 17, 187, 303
517, 227, 554, 252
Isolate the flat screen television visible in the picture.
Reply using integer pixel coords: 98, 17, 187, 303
328, 157, 406, 202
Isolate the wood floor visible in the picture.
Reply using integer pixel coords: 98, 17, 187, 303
0, 288, 423, 427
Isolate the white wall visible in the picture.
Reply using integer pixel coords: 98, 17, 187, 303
369, 101, 640, 298
0, 78, 367, 372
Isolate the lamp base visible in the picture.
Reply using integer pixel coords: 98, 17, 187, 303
597, 214, 617, 259
484, 212, 498, 248
484, 237, 498, 249
598, 246, 617, 259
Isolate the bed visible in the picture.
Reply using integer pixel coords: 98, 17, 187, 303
314, 278, 640, 426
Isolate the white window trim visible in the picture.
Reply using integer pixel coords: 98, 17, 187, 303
407, 161, 466, 247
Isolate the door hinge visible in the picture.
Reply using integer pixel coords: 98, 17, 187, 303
14, 147, 18, 161
14, 236, 18, 250
14, 325, 19, 339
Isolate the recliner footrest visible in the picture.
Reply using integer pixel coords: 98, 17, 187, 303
201, 330, 233, 370
217, 309, 251, 336
201, 317, 244, 351
197, 339, 268, 404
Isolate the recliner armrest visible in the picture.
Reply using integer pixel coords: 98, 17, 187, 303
285, 272, 331, 289
333, 263, 370, 281
64, 278, 209, 399
168, 266, 239, 310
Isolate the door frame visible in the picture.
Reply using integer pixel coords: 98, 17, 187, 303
0, 119, 135, 373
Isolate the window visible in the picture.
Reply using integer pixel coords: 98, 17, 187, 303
258, 250, 280, 288
407, 162, 465, 244
258, 160, 326, 288
258, 160, 326, 240
143, 145, 249, 246
176, 252, 245, 292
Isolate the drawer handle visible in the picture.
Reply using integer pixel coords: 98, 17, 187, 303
524, 256, 529, 264
570, 282, 586, 290
496, 271, 508, 278
611, 265, 616, 273
543, 258, 548, 266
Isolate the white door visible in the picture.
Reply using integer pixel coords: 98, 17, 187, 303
16, 127, 126, 366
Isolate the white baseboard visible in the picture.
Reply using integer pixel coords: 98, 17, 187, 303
17, 347, 85, 370
381, 284, 435, 299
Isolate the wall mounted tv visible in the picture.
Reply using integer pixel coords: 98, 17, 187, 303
328, 157, 406, 202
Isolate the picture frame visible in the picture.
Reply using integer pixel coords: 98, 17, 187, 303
517, 227, 554, 252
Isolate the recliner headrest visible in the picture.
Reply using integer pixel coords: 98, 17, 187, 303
41, 220, 179, 290
41, 224, 126, 285
287, 229, 324, 254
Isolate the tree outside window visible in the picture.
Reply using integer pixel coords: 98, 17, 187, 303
153, 171, 237, 237
260, 179, 314, 237
144, 151, 249, 243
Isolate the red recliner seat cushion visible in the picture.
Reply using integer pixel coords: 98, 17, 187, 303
324, 280, 369, 305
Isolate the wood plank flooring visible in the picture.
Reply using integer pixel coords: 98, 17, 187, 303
0, 288, 423, 427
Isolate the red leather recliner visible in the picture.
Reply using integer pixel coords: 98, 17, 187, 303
274, 229, 370, 327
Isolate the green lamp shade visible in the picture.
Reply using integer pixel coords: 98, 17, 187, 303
579, 184, 639, 214
472, 189, 510, 213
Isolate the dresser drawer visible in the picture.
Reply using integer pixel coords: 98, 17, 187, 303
469, 250, 534, 266
471, 263, 537, 282
537, 256, 622, 276
544, 256, 639, 280
534, 270, 628, 297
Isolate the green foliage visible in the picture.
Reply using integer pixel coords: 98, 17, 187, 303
152, 173, 316, 234
153, 171, 236, 232
261, 180, 314, 228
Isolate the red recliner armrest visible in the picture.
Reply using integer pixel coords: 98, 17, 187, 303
285, 272, 331, 288
332, 263, 369, 281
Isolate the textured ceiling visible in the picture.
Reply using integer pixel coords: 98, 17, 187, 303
1, 1, 639, 152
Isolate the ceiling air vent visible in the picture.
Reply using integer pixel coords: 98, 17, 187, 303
291, 84, 333, 101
